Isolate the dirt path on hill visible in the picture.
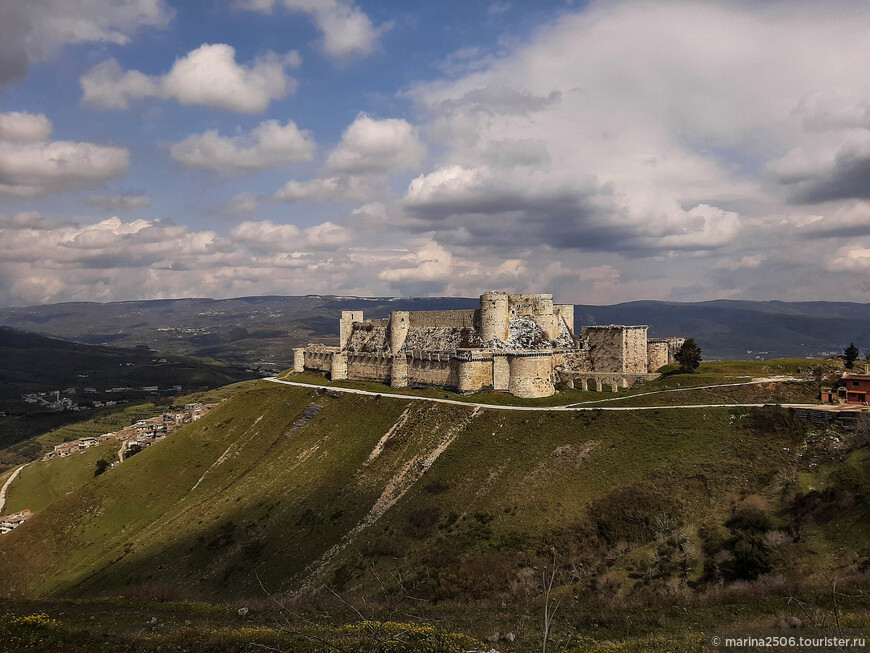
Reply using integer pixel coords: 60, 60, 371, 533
0, 464, 27, 515
264, 377, 820, 412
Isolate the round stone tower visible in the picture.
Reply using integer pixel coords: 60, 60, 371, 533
508, 354, 555, 398
479, 291, 509, 342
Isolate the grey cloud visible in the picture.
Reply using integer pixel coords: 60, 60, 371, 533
0, 0, 171, 86
432, 84, 561, 117
87, 194, 152, 211
786, 152, 870, 204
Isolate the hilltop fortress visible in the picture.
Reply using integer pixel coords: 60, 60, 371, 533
294, 292, 684, 398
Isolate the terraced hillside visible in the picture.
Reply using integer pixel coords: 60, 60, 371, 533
1, 375, 867, 614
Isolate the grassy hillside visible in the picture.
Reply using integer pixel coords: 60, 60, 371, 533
0, 379, 868, 650
3, 440, 119, 515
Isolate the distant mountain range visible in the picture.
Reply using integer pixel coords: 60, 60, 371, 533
1, 295, 869, 363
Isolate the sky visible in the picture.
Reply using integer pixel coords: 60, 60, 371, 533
3, 0, 870, 307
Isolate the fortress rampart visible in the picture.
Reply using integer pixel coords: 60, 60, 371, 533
293, 292, 685, 398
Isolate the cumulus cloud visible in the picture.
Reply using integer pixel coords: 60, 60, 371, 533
400, 165, 741, 253
0, 112, 53, 142
325, 113, 425, 174
238, 0, 383, 61
395, 0, 870, 267
0, 0, 172, 85
0, 112, 128, 198
231, 219, 351, 250
81, 44, 300, 113
86, 194, 152, 211
274, 175, 373, 203
171, 120, 315, 173
0, 213, 373, 305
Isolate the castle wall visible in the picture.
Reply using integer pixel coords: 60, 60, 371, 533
493, 355, 510, 390
583, 325, 649, 373
561, 349, 592, 371
339, 311, 363, 350
347, 324, 388, 352
408, 309, 477, 329
303, 348, 336, 372
391, 355, 409, 387
508, 354, 555, 398
346, 353, 391, 383
407, 358, 457, 388
508, 293, 558, 339
554, 304, 575, 337
331, 352, 348, 380
457, 358, 494, 393
389, 311, 410, 353
623, 326, 649, 373
647, 341, 670, 372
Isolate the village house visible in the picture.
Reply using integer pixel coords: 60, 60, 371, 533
0, 509, 32, 534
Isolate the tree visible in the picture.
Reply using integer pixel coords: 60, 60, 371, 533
94, 459, 109, 477
675, 338, 702, 373
843, 342, 860, 369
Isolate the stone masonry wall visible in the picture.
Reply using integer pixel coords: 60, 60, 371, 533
408, 310, 477, 329
508, 355, 555, 398
493, 355, 510, 390
407, 358, 457, 388
346, 354, 391, 383
583, 326, 624, 372
554, 304, 575, 337
457, 358, 494, 393
647, 340, 670, 372
622, 326, 649, 374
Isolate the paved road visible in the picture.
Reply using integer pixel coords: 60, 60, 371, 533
264, 377, 810, 412
0, 464, 27, 515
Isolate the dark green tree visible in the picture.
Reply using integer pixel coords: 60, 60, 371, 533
675, 338, 702, 373
94, 459, 109, 477
844, 342, 860, 369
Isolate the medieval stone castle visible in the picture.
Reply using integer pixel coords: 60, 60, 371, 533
294, 292, 685, 399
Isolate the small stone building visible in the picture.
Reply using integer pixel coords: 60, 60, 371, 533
295, 292, 685, 398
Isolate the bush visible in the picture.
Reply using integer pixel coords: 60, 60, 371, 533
404, 507, 441, 538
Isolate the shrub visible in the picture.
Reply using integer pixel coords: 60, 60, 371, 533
405, 507, 441, 538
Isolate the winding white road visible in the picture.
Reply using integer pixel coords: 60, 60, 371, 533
0, 464, 27, 515
263, 377, 811, 412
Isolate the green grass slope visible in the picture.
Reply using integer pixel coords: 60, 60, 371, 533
0, 380, 867, 618
3, 441, 120, 515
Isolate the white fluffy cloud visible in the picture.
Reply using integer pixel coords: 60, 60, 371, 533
81, 44, 300, 113
0, 214, 368, 305
231, 219, 351, 250
0, 112, 53, 142
0, 0, 172, 85
171, 120, 316, 173
0, 112, 128, 198
238, 0, 382, 61
325, 113, 425, 174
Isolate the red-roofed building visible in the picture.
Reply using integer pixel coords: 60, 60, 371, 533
841, 373, 870, 404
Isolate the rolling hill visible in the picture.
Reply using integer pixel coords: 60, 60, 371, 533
2, 296, 869, 364
1, 374, 867, 651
